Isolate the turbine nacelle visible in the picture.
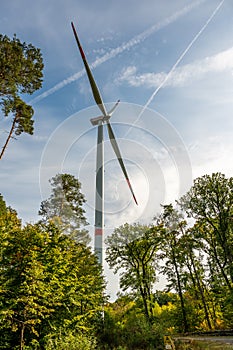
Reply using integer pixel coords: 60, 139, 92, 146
90, 100, 120, 125
90, 115, 111, 126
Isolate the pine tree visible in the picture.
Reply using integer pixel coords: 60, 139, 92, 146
0, 34, 43, 158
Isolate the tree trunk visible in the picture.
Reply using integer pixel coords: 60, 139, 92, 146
189, 252, 212, 329
0, 114, 17, 160
172, 248, 189, 333
20, 322, 25, 350
139, 285, 150, 322
212, 244, 232, 291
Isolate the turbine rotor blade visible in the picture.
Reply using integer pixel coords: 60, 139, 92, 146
107, 100, 120, 116
71, 22, 107, 116
106, 122, 138, 205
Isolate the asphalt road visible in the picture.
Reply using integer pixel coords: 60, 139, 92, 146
177, 336, 233, 345
194, 336, 233, 344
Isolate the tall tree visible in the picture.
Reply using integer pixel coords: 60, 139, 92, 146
0, 34, 43, 159
106, 223, 163, 322
179, 173, 233, 288
179, 229, 214, 329
39, 173, 90, 245
156, 204, 190, 333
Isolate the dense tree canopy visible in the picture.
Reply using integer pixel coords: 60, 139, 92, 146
0, 209, 105, 349
0, 34, 43, 159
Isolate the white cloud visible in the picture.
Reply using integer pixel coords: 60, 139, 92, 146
117, 47, 233, 88
188, 133, 233, 179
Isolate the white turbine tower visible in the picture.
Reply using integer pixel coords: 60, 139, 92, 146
71, 22, 138, 265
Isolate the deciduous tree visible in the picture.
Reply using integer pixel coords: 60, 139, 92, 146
106, 223, 163, 322
179, 173, 233, 288
0, 210, 105, 349
156, 204, 190, 332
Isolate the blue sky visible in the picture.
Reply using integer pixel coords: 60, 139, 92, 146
1, 0, 233, 296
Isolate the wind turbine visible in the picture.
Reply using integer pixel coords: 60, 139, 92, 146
71, 22, 138, 265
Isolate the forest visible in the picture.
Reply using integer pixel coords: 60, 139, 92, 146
0, 171, 232, 350
1, 32, 233, 350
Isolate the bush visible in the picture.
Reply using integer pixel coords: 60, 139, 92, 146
44, 331, 97, 350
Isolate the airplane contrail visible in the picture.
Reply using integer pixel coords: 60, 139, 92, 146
31, 0, 206, 105
134, 0, 225, 123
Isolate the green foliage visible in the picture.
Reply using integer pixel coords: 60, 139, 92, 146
38, 224, 105, 336
0, 194, 7, 214
2, 96, 34, 135
39, 173, 90, 245
1, 171, 233, 348
0, 202, 105, 349
156, 204, 191, 332
0, 34, 43, 96
44, 330, 97, 350
220, 289, 233, 328
179, 173, 233, 288
0, 194, 22, 269
101, 296, 164, 350
178, 173, 233, 327
179, 173, 233, 223
0, 223, 55, 348
106, 223, 163, 322
0, 34, 43, 158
